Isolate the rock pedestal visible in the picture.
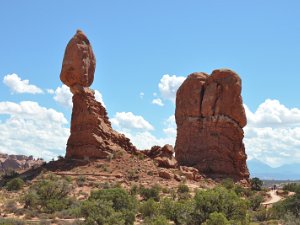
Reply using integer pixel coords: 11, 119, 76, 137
175, 69, 249, 181
60, 30, 136, 159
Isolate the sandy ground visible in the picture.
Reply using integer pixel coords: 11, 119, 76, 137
261, 190, 282, 205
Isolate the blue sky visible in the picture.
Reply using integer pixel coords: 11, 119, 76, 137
0, 1, 300, 167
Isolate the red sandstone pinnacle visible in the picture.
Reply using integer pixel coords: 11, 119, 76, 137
60, 30, 137, 159
60, 30, 96, 88
175, 69, 249, 181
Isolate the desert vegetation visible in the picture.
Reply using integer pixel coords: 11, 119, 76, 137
1, 172, 299, 225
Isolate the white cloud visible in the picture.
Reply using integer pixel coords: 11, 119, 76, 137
94, 90, 106, 107
120, 131, 175, 150
52, 85, 105, 108
47, 89, 55, 94
53, 85, 73, 108
245, 99, 300, 128
158, 74, 186, 103
3, 73, 43, 94
244, 99, 300, 167
111, 112, 154, 131
112, 114, 176, 150
0, 101, 69, 160
163, 115, 176, 137
139, 92, 144, 99
152, 98, 164, 106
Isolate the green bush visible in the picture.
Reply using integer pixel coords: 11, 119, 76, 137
193, 187, 248, 224
161, 198, 194, 225
76, 175, 86, 187
203, 212, 230, 225
144, 215, 170, 225
87, 187, 137, 225
283, 183, 300, 193
139, 198, 160, 218
177, 183, 189, 194
271, 192, 300, 219
0, 218, 25, 225
249, 193, 264, 211
80, 199, 125, 225
252, 206, 268, 222
250, 177, 263, 191
140, 184, 161, 201
177, 183, 191, 200
221, 178, 235, 190
5, 177, 24, 191
23, 174, 73, 213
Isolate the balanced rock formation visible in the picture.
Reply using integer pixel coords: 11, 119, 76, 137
175, 69, 249, 181
143, 144, 177, 168
60, 30, 136, 159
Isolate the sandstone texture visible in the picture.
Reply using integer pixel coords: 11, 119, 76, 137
60, 30, 96, 88
175, 69, 249, 181
143, 145, 177, 168
0, 153, 44, 171
60, 30, 137, 159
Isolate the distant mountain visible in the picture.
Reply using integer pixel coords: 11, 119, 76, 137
247, 158, 300, 180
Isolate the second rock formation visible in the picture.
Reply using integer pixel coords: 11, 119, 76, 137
175, 69, 249, 181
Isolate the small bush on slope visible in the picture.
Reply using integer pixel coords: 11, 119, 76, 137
82, 187, 137, 225
140, 184, 161, 201
23, 174, 73, 213
192, 186, 249, 224
203, 212, 230, 225
5, 177, 24, 191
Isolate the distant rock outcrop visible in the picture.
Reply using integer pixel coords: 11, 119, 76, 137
0, 153, 43, 171
143, 145, 177, 168
60, 30, 137, 159
175, 69, 249, 181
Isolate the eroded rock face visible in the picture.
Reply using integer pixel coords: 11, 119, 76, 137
61, 30, 137, 159
175, 69, 249, 181
143, 145, 177, 168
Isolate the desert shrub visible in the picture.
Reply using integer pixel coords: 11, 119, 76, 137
86, 187, 137, 225
177, 184, 191, 200
140, 184, 161, 201
139, 198, 160, 218
283, 183, 300, 193
130, 184, 139, 196
143, 215, 170, 225
80, 200, 125, 225
23, 174, 73, 213
76, 175, 86, 187
5, 177, 24, 191
177, 183, 189, 194
234, 184, 252, 197
192, 186, 248, 224
161, 198, 194, 225
270, 192, 300, 219
202, 212, 230, 225
283, 211, 300, 225
250, 177, 263, 191
0, 218, 25, 225
4, 200, 18, 213
127, 169, 139, 181
252, 206, 268, 222
221, 178, 235, 190
249, 193, 264, 211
